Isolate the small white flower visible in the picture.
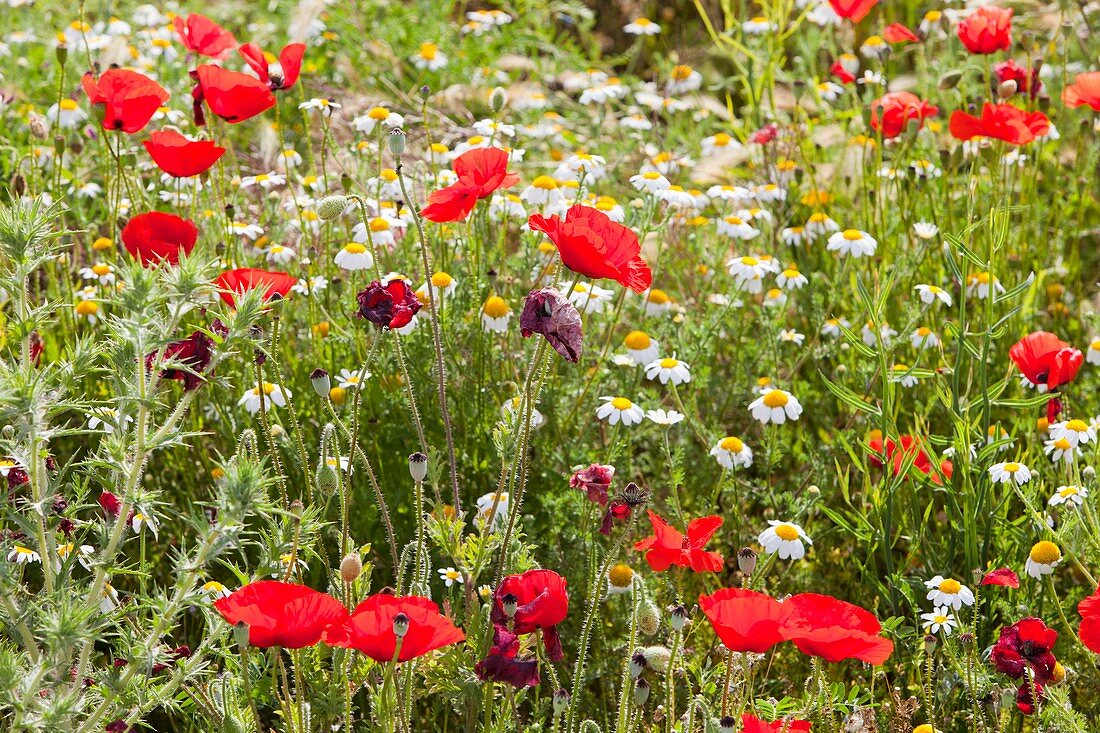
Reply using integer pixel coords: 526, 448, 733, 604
337, 368, 370, 390
644, 357, 691, 386
645, 409, 684, 426
827, 229, 877, 258
299, 97, 341, 115
238, 382, 290, 414
439, 566, 464, 586
921, 607, 958, 635
748, 389, 802, 425
924, 576, 975, 610
913, 222, 940, 240
758, 520, 811, 560
988, 461, 1031, 486
710, 437, 753, 469
87, 407, 132, 434
8, 545, 41, 564
596, 396, 645, 427
475, 491, 509, 530
1024, 541, 1061, 579
1049, 485, 1087, 508
203, 580, 232, 599
624, 17, 661, 35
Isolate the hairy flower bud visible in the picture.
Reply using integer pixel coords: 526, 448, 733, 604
633, 678, 650, 705
340, 553, 363, 582
552, 688, 570, 715
638, 600, 661, 636
317, 195, 349, 221
315, 460, 339, 497
408, 452, 428, 482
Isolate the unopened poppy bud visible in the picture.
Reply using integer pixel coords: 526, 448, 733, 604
1084, 466, 1095, 481
737, 547, 758, 575
501, 592, 518, 618
997, 79, 1017, 99
56, 43, 68, 66
54, 134, 65, 157
317, 195, 349, 221
28, 112, 49, 140
719, 716, 737, 733
388, 128, 406, 157
638, 600, 661, 635
393, 612, 410, 638
310, 369, 331, 397
633, 678, 650, 705
669, 604, 689, 631
552, 688, 570, 714
408, 452, 428, 482
923, 634, 938, 653
629, 651, 647, 678
340, 552, 362, 582
490, 87, 507, 112
233, 621, 250, 649
938, 70, 963, 90
640, 645, 671, 672
290, 500, 304, 519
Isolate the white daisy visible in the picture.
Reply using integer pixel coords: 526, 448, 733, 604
758, 521, 811, 560
710, 437, 753, 469
921, 607, 958, 635
238, 382, 290, 414
596, 396, 645, 427
924, 576, 975, 610
748, 389, 802, 425
1024, 541, 1061, 579
644, 357, 691, 386
988, 461, 1032, 485
438, 566, 464, 586
827, 229, 877, 258
645, 409, 684, 426
1049, 485, 1087, 508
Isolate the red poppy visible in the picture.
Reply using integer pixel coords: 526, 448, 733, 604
143, 130, 225, 178
82, 69, 169, 134
994, 59, 1041, 97
322, 594, 464, 662
98, 490, 121, 517
1063, 71, 1100, 111
173, 14, 237, 59
830, 58, 857, 85
990, 617, 1058, 682
949, 103, 1050, 145
1077, 585, 1100, 654
213, 268, 296, 306
867, 433, 950, 485
869, 91, 938, 139
569, 463, 615, 506
780, 593, 894, 665
491, 569, 569, 660
239, 42, 306, 91
957, 6, 1012, 55
698, 588, 788, 653
635, 510, 723, 572
356, 279, 422, 329
750, 122, 779, 144
214, 581, 349, 649
190, 65, 275, 126
420, 148, 519, 223
1016, 681, 1044, 715
742, 714, 812, 733
981, 567, 1020, 588
1008, 331, 1083, 391
528, 205, 652, 294
121, 211, 198, 266
883, 23, 920, 44
147, 328, 214, 390
828, 0, 878, 22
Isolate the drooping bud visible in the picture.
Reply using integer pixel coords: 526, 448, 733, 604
393, 612, 410, 638
340, 553, 362, 582
629, 651, 647, 678
490, 87, 508, 113
408, 452, 428, 482
669, 604, 689, 631
737, 547, 758, 576
637, 600, 661, 636
633, 678, 650, 705
997, 79, 1018, 99
315, 458, 339, 497
388, 127, 406, 157
552, 688, 570, 715
233, 621, 251, 649
310, 368, 331, 397
317, 195, 349, 221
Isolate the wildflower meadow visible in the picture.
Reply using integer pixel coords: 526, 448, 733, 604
3, 0, 1100, 731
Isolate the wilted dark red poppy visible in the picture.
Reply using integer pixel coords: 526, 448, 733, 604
741, 713, 812, 733
981, 567, 1020, 588
569, 463, 615, 506
883, 23, 920, 44
191, 65, 275, 126
491, 569, 569, 660
1063, 71, 1100, 111
780, 593, 893, 665
994, 59, 1041, 98
121, 211, 198, 266
355, 279, 422, 329
528, 205, 652, 293
870, 91, 938, 139
519, 287, 583, 362
214, 268, 296, 306
699, 588, 788, 653
173, 14, 237, 59
828, 0, 878, 22
1008, 331, 1083, 391
957, 6, 1012, 55
949, 103, 1050, 145
214, 581, 348, 648
322, 594, 464, 662
635, 510, 723, 573
475, 625, 541, 688
143, 130, 225, 177
82, 69, 169, 134
98, 490, 121, 517
147, 328, 215, 390
1016, 681, 1045, 715
1078, 585, 1100, 654
421, 148, 519, 223
990, 617, 1058, 682
239, 42, 307, 91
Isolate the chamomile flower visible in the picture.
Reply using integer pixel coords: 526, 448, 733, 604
921, 607, 958, 635
337, 368, 369, 390
1024, 541, 1061, 579
630, 170, 671, 193
56, 543, 94, 571
265, 244, 296, 264
438, 566, 464, 586
862, 322, 897, 347
353, 106, 405, 134
334, 242, 375, 271
642, 288, 673, 316
1049, 419, 1095, 448
624, 331, 660, 365
624, 17, 661, 35
1043, 436, 1076, 464
925, 576, 975, 610
805, 212, 840, 235
727, 254, 778, 282
910, 327, 940, 349
748, 389, 802, 425
481, 295, 512, 333
758, 521, 812, 560
989, 461, 1032, 485
293, 276, 329, 296
87, 407, 132, 434
203, 580, 232, 599
521, 175, 565, 206
644, 357, 691, 386
827, 228, 877, 258
239, 172, 285, 190
764, 289, 788, 308
131, 510, 159, 538
423, 271, 458, 299
100, 583, 120, 613
47, 98, 87, 128
743, 16, 777, 33
778, 329, 805, 346
596, 396, 645, 426
1049, 485, 1087, 508
475, 491, 509, 530
645, 409, 684, 426
607, 563, 636, 595
816, 81, 845, 102
891, 364, 918, 388
717, 216, 760, 240
701, 132, 742, 157
238, 382, 290, 414
966, 272, 1005, 300
820, 317, 849, 338
79, 262, 116, 285
915, 284, 952, 307
667, 64, 702, 94
8, 545, 40, 564
501, 397, 545, 428
570, 282, 614, 314
710, 436, 753, 469
776, 264, 808, 290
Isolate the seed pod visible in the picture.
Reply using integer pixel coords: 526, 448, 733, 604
317, 195, 349, 221
340, 553, 362, 582
408, 452, 428, 482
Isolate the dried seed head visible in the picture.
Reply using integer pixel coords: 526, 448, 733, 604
392, 612, 410, 638
737, 547, 758, 575
233, 621, 250, 649
669, 604, 690, 631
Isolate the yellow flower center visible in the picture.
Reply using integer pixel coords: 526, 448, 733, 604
431, 273, 453, 288
751, 15, 767, 23
647, 289, 670, 305
842, 229, 863, 241
937, 579, 961, 594
1066, 419, 1089, 433
609, 562, 634, 588
368, 106, 390, 120
624, 331, 651, 350
774, 524, 799, 541
762, 390, 788, 408
633, 18, 652, 26
766, 289, 783, 300
92, 264, 111, 275
467, 135, 485, 145
720, 437, 744, 452
1030, 541, 1061, 564
380, 168, 399, 181
329, 386, 347, 405
757, 377, 772, 387
917, 327, 932, 336
740, 256, 758, 266
75, 300, 99, 316
1003, 462, 1019, 473
419, 42, 438, 60
369, 217, 390, 232
483, 296, 508, 318
671, 64, 693, 81
713, 133, 731, 146
93, 237, 113, 250
1059, 486, 1080, 498
610, 397, 633, 411
344, 243, 367, 254
532, 175, 558, 190
1054, 438, 1072, 450
659, 358, 679, 369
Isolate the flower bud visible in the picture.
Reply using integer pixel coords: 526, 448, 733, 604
28, 112, 49, 140
310, 369, 331, 397
552, 688, 570, 715
56, 43, 68, 67
638, 645, 670, 672
669, 604, 689, 631
408, 452, 428, 482
388, 128, 406, 157
997, 79, 1018, 99
315, 460, 339, 497
393, 612, 410, 638
233, 621, 251, 649
419, 85, 431, 101
938, 70, 963, 90
629, 651, 647, 678
340, 552, 362, 582
737, 547, 758, 576
317, 195, 349, 221
490, 87, 508, 113
501, 593, 518, 618
638, 600, 661, 636
290, 500, 304, 519
719, 716, 736, 733
633, 678, 650, 705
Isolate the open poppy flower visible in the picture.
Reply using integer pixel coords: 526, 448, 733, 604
867, 433, 951, 485
1009, 331, 1083, 391
214, 581, 348, 649
741, 713, 812, 733
420, 148, 519, 223
173, 13, 237, 59
635, 510, 723, 572
146, 326, 220, 390
323, 594, 464, 663
828, 0, 878, 22
870, 92, 938, 139
780, 593, 893, 665
1078, 585, 1100, 654
214, 268, 297, 306
883, 23, 920, 44
491, 569, 569, 660
356, 279, 422, 329
191, 65, 275, 126
1063, 71, 1100, 111
957, 6, 1012, 55
528, 205, 652, 293
143, 130, 225, 178
991, 617, 1058, 682
82, 69, 169, 134
949, 103, 1050, 145
982, 567, 1020, 588
699, 588, 788, 653
121, 211, 198, 266
239, 42, 307, 91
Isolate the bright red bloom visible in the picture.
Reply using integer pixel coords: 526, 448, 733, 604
173, 14, 236, 59
214, 581, 348, 649
1008, 331, 1083, 391
870, 91, 938, 139
949, 103, 1050, 145
82, 69, 168, 134
98, 491, 121, 517
883, 23, 920, 44
828, 0, 878, 22
190, 65, 275, 126
213, 268, 296, 306
957, 6, 1012, 54
780, 593, 894, 665
991, 617, 1058, 682
121, 211, 198, 266
699, 588, 788, 653
1016, 681, 1044, 715
491, 569, 569, 660
528, 205, 652, 294
982, 567, 1020, 588
1078, 585, 1100, 654
750, 122, 780, 143
239, 42, 306, 91
356, 279, 422, 329
742, 714, 812, 733
830, 59, 857, 84
1063, 71, 1100, 111
322, 594, 464, 662
635, 510, 723, 572
994, 59, 1041, 97
420, 148, 519, 223
867, 433, 950, 485
143, 130, 225, 177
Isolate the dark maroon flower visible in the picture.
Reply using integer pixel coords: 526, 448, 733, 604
6, 464, 29, 490
991, 618, 1058, 682
474, 625, 540, 688
519, 288, 583, 362
147, 329, 215, 390
29, 331, 43, 365
356, 280, 422, 330
599, 481, 648, 535
569, 463, 615, 506
1016, 682, 1044, 715
98, 491, 121, 518
58, 518, 75, 536
106, 721, 130, 733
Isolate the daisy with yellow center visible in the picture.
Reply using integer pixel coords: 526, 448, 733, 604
1025, 541, 1061, 578
910, 327, 941, 349
596, 396, 645, 427
630, 169, 671, 193
805, 212, 839, 235
920, 608, 957, 636
642, 288, 673, 316
1049, 485, 1087, 508
1043, 435, 1076, 463
438, 566, 464, 586
710, 436, 753, 469
521, 175, 565, 205
644, 356, 691, 386
924, 576, 975, 610
623, 330, 660, 365
203, 580, 232, 599
624, 17, 660, 35
748, 389, 802, 425
334, 242, 374, 271
411, 42, 447, 70
827, 228, 877, 258
718, 216, 760, 241
988, 461, 1031, 486
1049, 419, 1095, 448
481, 295, 512, 333
891, 363, 918, 388
8, 545, 41, 564
608, 562, 636, 594
758, 520, 811, 560
238, 382, 290, 414
776, 264, 807, 290
424, 271, 457, 299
